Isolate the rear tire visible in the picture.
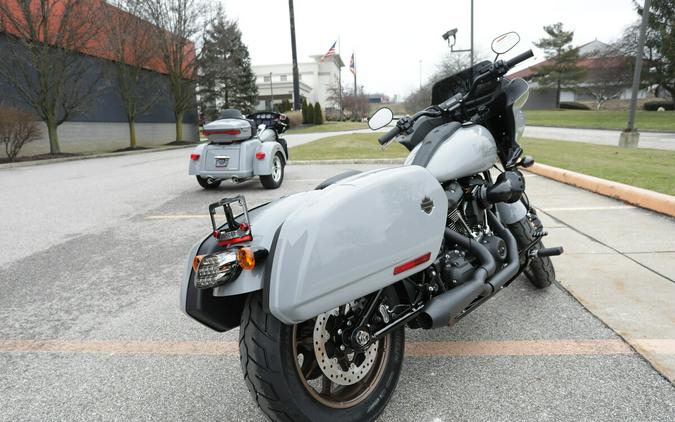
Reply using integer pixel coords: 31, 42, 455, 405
509, 217, 556, 289
196, 176, 221, 189
260, 153, 285, 189
239, 293, 405, 422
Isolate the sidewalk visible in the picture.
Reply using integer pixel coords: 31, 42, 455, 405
525, 126, 675, 150
525, 172, 675, 383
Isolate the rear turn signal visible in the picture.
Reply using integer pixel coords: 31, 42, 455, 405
190, 153, 200, 161
237, 247, 255, 270
393, 252, 432, 275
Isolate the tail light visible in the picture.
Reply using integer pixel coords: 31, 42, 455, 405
203, 129, 241, 136
190, 153, 200, 161
255, 152, 266, 160
192, 247, 269, 289
192, 251, 240, 289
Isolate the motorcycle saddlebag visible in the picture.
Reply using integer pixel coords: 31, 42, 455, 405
267, 166, 448, 324
203, 118, 253, 143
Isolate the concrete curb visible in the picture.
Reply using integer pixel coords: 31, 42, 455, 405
288, 158, 405, 165
0, 144, 198, 170
526, 163, 675, 218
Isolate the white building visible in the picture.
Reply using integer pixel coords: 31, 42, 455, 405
252, 54, 344, 111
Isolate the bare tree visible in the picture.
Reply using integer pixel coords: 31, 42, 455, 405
327, 77, 369, 120
104, 0, 163, 149
584, 49, 633, 109
141, 0, 210, 142
0, 0, 106, 154
404, 51, 477, 114
0, 105, 42, 161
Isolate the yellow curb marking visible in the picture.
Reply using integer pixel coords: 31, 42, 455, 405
1, 339, 673, 357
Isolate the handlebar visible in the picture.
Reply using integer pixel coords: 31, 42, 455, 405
505, 49, 534, 70
376, 49, 533, 146
378, 125, 401, 145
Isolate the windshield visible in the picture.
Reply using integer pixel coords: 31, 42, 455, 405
430, 60, 492, 105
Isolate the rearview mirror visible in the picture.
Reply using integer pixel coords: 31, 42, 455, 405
368, 107, 393, 130
491, 32, 520, 55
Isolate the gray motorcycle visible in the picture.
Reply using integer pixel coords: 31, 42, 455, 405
180, 32, 562, 421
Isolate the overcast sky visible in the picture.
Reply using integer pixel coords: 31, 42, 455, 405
222, 0, 641, 99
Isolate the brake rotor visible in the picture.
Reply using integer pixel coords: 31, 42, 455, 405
313, 307, 379, 386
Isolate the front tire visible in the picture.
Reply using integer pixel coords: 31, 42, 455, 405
260, 153, 285, 189
509, 217, 556, 289
239, 293, 405, 422
196, 176, 221, 189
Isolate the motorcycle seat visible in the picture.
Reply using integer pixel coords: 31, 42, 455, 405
315, 170, 362, 190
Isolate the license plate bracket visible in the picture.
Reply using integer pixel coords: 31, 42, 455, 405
214, 155, 230, 168
208, 195, 252, 245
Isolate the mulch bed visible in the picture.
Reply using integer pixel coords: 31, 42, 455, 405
165, 140, 199, 146
0, 152, 81, 165
113, 146, 150, 152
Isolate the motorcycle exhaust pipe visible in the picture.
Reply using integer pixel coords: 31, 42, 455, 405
444, 228, 496, 277
482, 210, 520, 295
418, 268, 487, 329
419, 210, 521, 329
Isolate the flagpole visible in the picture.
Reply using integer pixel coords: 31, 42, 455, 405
337, 36, 343, 121
353, 52, 357, 97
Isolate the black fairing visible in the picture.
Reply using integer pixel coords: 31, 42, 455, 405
431, 61, 493, 105
485, 78, 527, 167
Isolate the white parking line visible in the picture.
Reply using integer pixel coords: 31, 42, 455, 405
145, 215, 208, 220
538, 205, 635, 212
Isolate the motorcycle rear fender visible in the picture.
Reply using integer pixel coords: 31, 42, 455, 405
180, 191, 322, 331
253, 141, 286, 176
187, 143, 208, 175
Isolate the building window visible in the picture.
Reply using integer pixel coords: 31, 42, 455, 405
280, 74, 287, 81
263, 75, 271, 82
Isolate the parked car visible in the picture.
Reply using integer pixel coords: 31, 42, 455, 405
189, 110, 289, 189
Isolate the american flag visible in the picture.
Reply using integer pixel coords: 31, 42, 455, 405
320, 41, 336, 62
349, 52, 356, 75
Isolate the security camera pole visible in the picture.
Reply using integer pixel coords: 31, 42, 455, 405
442, 0, 474, 67
288, 0, 301, 110
620, 0, 651, 148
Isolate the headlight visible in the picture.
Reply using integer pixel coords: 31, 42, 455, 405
192, 251, 241, 289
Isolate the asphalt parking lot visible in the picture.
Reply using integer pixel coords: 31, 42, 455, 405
1, 150, 675, 421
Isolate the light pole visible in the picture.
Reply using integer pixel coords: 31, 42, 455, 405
620, 0, 652, 148
288, 0, 301, 110
269, 72, 274, 110
470, 0, 474, 67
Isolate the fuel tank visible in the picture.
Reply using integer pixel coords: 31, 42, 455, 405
268, 166, 448, 324
405, 124, 498, 182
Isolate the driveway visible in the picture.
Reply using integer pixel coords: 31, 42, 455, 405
0, 152, 674, 421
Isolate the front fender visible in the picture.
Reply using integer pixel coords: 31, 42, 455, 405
495, 201, 527, 225
253, 142, 286, 176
